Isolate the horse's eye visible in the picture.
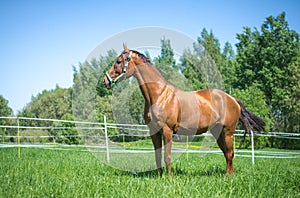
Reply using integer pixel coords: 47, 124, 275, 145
116, 60, 121, 64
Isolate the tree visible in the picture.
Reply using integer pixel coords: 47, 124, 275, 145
0, 95, 13, 117
197, 28, 223, 69
197, 29, 237, 92
52, 113, 82, 145
154, 38, 183, 83
73, 50, 118, 122
221, 42, 237, 93
180, 49, 207, 90
95, 50, 118, 97
235, 12, 300, 131
17, 108, 37, 127
285, 52, 300, 132
18, 86, 73, 134
0, 95, 14, 136
23, 85, 72, 120
155, 38, 176, 69
154, 38, 190, 91
180, 29, 226, 90
232, 84, 271, 130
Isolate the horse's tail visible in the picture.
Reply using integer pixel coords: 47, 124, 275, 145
235, 98, 266, 148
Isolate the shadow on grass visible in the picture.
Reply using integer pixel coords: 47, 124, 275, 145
172, 166, 225, 177
114, 166, 226, 178
114, 169, 160, 178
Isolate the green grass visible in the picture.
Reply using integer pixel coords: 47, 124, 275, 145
1, 147, 299, 197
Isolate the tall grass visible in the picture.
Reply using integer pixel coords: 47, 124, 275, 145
0, 147, 299, 197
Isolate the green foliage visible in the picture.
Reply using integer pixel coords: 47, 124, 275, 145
73, 50, 117, 123
154, 38, 190, 91
20, 86, 72, 120
235, 12, 300, 131
197, 28, 223, 69
110, 80, 143, 125
239, 136, 271, 149
180, 29, 217, 90
20, 129, 49, 143
179, 29, 237, 92
221, 42, 237, 92
128, 86, 145, 124
95, 50, 118, 97
17, 109, 37, 127
270, 137, 300, 149
179, 49, 207, 90
95, 95, 114, 124
155, 38, 176, 68
52, 113, 82, 145
16, 86, 73, 140
0, 95, 14, 135
232, 86, 271, 149
232, 84, 271, 131
285, 52, 300, 132
0, 95, 13, 117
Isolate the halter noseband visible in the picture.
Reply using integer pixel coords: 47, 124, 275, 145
105, 51, 132, 88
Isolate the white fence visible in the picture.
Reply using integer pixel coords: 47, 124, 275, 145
1, 116, 300, 162
1, 116, 300, 138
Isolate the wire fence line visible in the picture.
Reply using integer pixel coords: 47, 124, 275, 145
2, 133, 300, 139
1, 142, 300, 159
0, 116, 300, 161
1, 116, 300, 139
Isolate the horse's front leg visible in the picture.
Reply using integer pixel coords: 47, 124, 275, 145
162, 125, 173, 178
150, 130, 162, 176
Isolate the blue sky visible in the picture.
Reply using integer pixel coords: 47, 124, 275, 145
1, 0, 299, 113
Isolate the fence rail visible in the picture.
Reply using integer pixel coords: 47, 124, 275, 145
1, 116, 300, 162
1, 116, 300, 140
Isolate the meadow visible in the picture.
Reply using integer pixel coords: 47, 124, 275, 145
1, 146, 299, 197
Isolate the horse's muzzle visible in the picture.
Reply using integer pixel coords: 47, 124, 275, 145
103, 77, 112, 89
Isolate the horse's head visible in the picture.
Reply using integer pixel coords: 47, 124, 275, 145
103, 44, 136, 89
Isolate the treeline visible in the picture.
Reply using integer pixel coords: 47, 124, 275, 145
1, 12, 299, 147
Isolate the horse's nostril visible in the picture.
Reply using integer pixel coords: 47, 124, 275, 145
103, 81, 107, 87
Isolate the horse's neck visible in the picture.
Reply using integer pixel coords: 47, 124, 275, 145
134, 63, 168, 104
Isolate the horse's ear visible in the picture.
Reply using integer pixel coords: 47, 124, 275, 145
123, 43, 129, 53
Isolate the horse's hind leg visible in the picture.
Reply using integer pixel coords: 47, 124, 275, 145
150, 130, 162, 176
223, 128, 235, 175
211, 125, 235, 175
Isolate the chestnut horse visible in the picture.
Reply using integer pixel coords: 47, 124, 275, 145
103, 44, 265, 177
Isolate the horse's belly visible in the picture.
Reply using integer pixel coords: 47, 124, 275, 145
175, 125, 209, 135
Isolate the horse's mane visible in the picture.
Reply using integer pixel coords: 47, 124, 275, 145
131, 50, 179, 90
131, 50, 151, 64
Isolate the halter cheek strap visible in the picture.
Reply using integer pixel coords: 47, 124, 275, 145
105, 51, 132, 88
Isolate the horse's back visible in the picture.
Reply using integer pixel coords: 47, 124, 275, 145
194, 89, 240, 127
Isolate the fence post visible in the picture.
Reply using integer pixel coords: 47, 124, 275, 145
186, 136, 189, 160
17, 117, 21, 159
3, 128, 5, 144
104, 115, 110, 163
123, 134, 125, 150
233, 134, 236, 149
251, 130, 255, 165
